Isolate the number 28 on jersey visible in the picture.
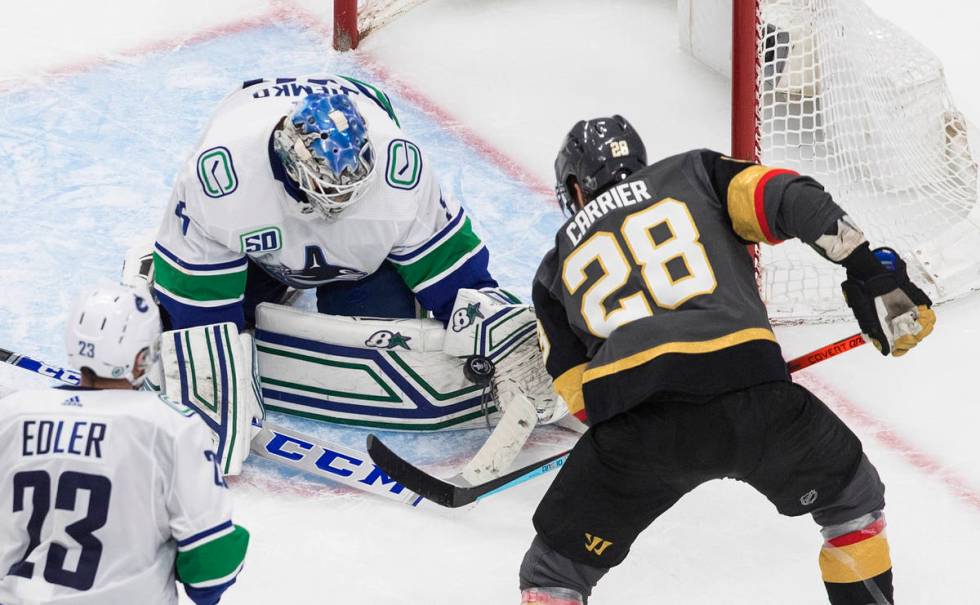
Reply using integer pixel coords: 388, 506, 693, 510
562, 198, 717, 338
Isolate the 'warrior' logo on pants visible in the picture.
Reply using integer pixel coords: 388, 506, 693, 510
584, 533, 613, 556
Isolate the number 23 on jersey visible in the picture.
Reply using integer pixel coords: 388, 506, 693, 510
562, 198, 717, 338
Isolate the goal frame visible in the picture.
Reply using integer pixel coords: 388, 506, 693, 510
334, 0, 359, 51
731, 0, 760, 162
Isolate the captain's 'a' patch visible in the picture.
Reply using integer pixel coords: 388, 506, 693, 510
385, 139, 422, 190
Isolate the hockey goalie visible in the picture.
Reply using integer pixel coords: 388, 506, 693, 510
121, 73, 569, 491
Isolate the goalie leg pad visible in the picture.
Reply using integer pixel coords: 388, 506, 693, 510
255, 303, 489, 430
161, 322, 260, 475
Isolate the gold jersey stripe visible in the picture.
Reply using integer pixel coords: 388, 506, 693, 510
582, 327, 777, 384
819, 533, 892, 584
554, 363, 587, 417
727, 165, 794, 244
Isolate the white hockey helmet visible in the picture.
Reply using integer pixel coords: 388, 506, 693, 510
64, 283, 162, 387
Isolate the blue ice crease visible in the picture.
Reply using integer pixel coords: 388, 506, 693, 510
0, 23, 564, 469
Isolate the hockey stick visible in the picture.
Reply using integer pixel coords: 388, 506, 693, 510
0, 347, 81, 386
249, 420, 424, 507
367, 434, 568, 508
1, 344, 425, 506
366, 333, 868, 508
786, 332, 866, 373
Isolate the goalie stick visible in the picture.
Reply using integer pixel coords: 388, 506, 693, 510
365, 332, 867, 508
1, 344, 425, 506
248, 420, 424, 507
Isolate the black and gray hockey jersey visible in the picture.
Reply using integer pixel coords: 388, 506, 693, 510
534, 149, 848, 425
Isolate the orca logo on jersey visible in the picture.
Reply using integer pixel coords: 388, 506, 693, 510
260, 246, 367, 287
385, 139, 422, 190
197, 146, 239, 198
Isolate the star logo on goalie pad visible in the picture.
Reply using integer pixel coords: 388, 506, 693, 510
365, 330, 412, 350
451, 302, 485, 332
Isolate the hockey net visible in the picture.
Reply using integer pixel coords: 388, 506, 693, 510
688, 0, 980, 321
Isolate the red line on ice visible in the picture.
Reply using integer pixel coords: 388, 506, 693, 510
0, 12, 276, 94
798, 374, 980, 514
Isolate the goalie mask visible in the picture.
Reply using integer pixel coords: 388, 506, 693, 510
554, 115, 647, 215
274, 93, 377, 219
64, 283, 162, 387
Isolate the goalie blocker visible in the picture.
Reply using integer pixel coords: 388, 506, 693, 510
160, 322, 262, 476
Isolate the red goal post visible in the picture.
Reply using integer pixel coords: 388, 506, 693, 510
334, 0, 359, 51
731, 0, 760, 164
333, 0, 429, 51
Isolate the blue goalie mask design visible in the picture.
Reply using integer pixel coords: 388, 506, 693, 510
274, 93, 377, 218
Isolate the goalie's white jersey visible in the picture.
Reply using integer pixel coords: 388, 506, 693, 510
0, 387, 248, 605
153, 75, 497, 330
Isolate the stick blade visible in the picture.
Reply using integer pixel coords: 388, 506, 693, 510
366, 434, 467, 508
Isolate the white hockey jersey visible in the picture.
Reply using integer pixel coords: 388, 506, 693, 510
0, 387, 248, 605
153, 75, 497, 329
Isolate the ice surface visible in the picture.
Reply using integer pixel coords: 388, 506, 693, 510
1, 1, 977, 603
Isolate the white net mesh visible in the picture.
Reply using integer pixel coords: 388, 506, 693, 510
356, 0, 429, 37
754, 0, 978, 320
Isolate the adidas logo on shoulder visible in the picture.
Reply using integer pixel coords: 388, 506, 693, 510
61, 395, 82, 407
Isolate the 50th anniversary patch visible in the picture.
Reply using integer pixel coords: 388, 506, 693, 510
385, 139, 422, 190
198, 146, 239, 198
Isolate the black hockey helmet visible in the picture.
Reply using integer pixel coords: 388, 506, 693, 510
554, 115, 647, 215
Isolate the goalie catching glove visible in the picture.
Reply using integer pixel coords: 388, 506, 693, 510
443, 289, 565, 424
841, 245, 936, 357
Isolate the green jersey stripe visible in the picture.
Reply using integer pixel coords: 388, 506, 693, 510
153, 252, 248, 303
394, 217, 482, 290
176, 525, 249, 586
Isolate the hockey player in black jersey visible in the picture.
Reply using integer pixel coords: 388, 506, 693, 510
518, 116, 935, 605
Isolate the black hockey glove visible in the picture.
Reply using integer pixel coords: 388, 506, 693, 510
840, 245, 936, 357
